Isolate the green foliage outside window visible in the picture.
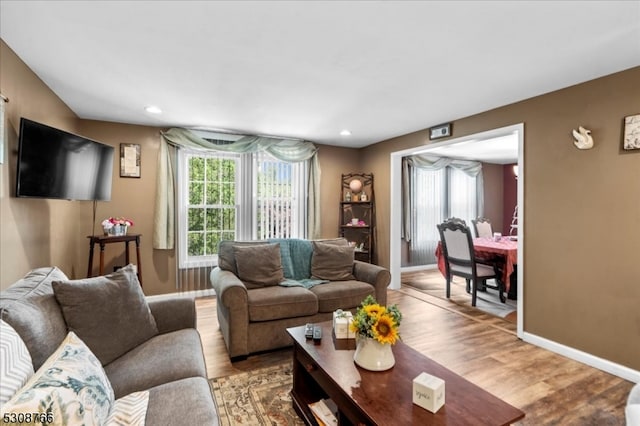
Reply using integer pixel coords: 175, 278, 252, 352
187, 155, 236, 257
184, 151, 300, 260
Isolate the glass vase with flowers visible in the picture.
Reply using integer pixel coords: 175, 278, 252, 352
101, 217, 134, 236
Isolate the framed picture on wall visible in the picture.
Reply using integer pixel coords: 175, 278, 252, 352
623, 114, 640, 150
120, 143, 141, 177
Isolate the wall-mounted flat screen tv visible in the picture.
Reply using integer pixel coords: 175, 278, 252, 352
16, 118, 114, 201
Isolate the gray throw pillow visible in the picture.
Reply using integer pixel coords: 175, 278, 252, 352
233, 244, 284, 288
52, 264, 158, 365
218, 240, 270, 275
311, 241, 356, 281
315, 238, 349, 246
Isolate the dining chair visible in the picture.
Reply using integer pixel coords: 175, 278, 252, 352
471, 217, 502, 273
437, 220, 505, 306
472, 217, 493, 238
444, 217, 467, 226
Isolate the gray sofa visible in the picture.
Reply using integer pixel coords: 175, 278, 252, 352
210, 238, 391, 359
0, 266, 218, 425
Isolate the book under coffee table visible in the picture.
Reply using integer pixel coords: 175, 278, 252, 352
287, 321, 524, 425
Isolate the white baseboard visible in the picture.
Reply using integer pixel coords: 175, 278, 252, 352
523, 332, 640, 383
146, 288, 216, 301
185, 288, 217, 299
401, 264, 439, 273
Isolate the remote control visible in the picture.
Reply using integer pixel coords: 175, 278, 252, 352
313, 325, 322, 343
305, 323, 314, 339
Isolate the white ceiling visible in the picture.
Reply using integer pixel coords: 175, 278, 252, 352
1, 1, 639, 151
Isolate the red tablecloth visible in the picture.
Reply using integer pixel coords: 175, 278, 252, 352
435, 238, 518, 292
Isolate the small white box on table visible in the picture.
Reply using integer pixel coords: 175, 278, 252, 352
332, 309, 354, 339
413, 372, 445, 413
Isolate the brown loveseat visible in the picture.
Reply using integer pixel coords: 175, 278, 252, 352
210, 238, 391, 359
0, 265, 217, 425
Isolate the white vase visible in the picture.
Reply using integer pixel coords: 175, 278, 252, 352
353, 336, 395, 371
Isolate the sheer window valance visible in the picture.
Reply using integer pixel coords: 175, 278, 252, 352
153, 128, 321, 249
404, 155, 483, 175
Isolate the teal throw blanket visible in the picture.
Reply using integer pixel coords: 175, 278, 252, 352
269, 238, 329, 288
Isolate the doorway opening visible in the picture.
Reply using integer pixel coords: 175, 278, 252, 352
389, 123, 524, 337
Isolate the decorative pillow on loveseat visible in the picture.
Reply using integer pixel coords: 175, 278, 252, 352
0, 332, 114, 425
232, 243, 285, 288
218, 241, 269, 276
52, 264, 158, 365
0, 266, 70, 371
311, 241, 356, 281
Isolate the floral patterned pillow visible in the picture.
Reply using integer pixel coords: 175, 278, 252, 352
0, 332, 114, 426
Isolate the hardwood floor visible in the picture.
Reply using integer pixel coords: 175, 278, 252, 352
196, 287, 633, 425
402, 269, 518, 330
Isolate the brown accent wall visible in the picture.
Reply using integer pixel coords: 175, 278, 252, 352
362, 66, 640, 370
481, 163, 504, 233
1, 40, 84, 286
75, 120, 175, 296
1, 40, 177, 294
315, 144, 361, 239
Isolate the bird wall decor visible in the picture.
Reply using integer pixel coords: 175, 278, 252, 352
572, 126, 594, 150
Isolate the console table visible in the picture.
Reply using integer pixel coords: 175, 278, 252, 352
87, 234, 142, 286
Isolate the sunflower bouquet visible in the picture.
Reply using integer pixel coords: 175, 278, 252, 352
349, 295, 402, 345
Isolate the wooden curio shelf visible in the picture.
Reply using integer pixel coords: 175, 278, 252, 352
339, 173, 375, 264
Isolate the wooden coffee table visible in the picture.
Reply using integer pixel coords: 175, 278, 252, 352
287, 322, 524, 425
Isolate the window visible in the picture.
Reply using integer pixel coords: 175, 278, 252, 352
183, 151, 238, 264
177, 147, 306, 268
447, 168, 479, 224
253, 151, 306, 240
407, 166, 479, 266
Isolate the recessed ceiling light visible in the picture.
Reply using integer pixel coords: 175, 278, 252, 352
340, 129, 352, 136
145, 105, 162, 114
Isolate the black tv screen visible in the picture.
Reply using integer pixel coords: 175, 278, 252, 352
16, 118, 114, 201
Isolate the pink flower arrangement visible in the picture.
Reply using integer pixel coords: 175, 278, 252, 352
101, 217, 134, 230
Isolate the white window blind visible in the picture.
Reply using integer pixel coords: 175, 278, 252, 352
448, 167, 478, 226
253, 151, 306, 240
407, 166, 478, 266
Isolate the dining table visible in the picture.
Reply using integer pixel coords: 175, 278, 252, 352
435, 237, 518, 294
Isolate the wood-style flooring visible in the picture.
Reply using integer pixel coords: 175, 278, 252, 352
402, 269, 518, 329
196, 285, 634, 425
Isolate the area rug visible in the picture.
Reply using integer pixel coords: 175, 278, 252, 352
209, 362, 304, 426
402, 270, 517, 321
